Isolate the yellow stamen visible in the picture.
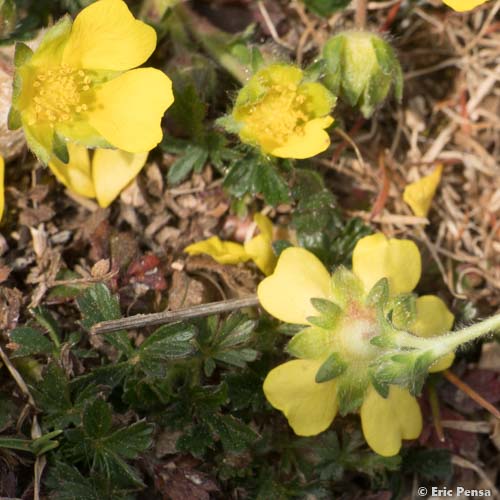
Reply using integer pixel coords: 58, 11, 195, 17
31, 65, 92, 125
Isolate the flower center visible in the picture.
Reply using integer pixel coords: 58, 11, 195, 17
30, 65, 91, 125
244, 83, 309, 147
337, 303, 380, 361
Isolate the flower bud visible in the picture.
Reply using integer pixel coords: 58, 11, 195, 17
322, 31, 403, 118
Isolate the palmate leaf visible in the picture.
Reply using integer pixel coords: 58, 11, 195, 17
9, 327, 53, 357
65, 399, 153, 488
195, 313, 258, 375
224, 152, 290, 206
76, 284, 133, 357
32, 363, 102, 429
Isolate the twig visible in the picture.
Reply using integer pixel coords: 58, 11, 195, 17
355, 0, 368, 29
91, 296, 260, 334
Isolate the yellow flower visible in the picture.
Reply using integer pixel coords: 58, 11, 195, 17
228, 64, 335, 159
443, 0, 489, 11
184, 213, 277, 275
48, 143, 148, 208
258, 233, 455, 456
9, 0, 173, 164
0, 155, 4, 220
403, 164, 443, 218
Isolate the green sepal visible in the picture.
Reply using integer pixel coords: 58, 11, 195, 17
322, 34, 345, 96
14, 42, 33, 67
303, 59, 326, 82
306, 314, 338, 330
311, 297, 342, 317
287, 327, 333, 359
308, 298, 342, 329
315, 352, 347, 383
370, 349, 433, 397
387, 293, 417, 330
365, 278, 389, 308
336, 375, 367, 415
372, 35, 403, 102
330, 265, 364, 308
7, 107, 22, 130
370, 372, 389, 399
53, 133, 69, 164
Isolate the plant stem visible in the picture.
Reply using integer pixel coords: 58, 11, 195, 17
434, 313, 500, 355
91, 296, 260, 334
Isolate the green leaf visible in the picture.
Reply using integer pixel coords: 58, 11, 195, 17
83, 399, 112, 438
9, 327, 53, 357
217, 313, 257, 349
45, 462, 101, 500
304, 0, 352, 17
224, 153, 290, 206
138, 322, 196, 376
167, 144, 208, 185
66, 399, 153, 488
208, 414, 258, 452
32, 363, 101, 429
315, 352, 347, 383
167, 81, 207, 139
102, 421, 153, 459
77, 284, 133, 357
402, 448, 452, 480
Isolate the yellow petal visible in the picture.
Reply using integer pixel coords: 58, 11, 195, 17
0, 156, 4, 220
352, 233, 421, 296
411, 295, 455, 372
257, 247, 331, 324
271, 116, 333, 160
442, 0, 488, 10
92, 149, 148, 208
88, 68, 173, 153
62, 0, 156, 71
244, 213, 276, 275
244, 234, 276, 276
254, 213, 273, 241
360, 385, 422, 456
48, 143, 95, 198
403, 164, 443, 218
184, 236, 250, 265
263, 359, 337, 436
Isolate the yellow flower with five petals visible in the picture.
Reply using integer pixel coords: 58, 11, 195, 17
184, 213, 277, 276
49, 143, 148, 208
9, 0, 173, 164
225, 64, 335, 159
258, 233, 454, 456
